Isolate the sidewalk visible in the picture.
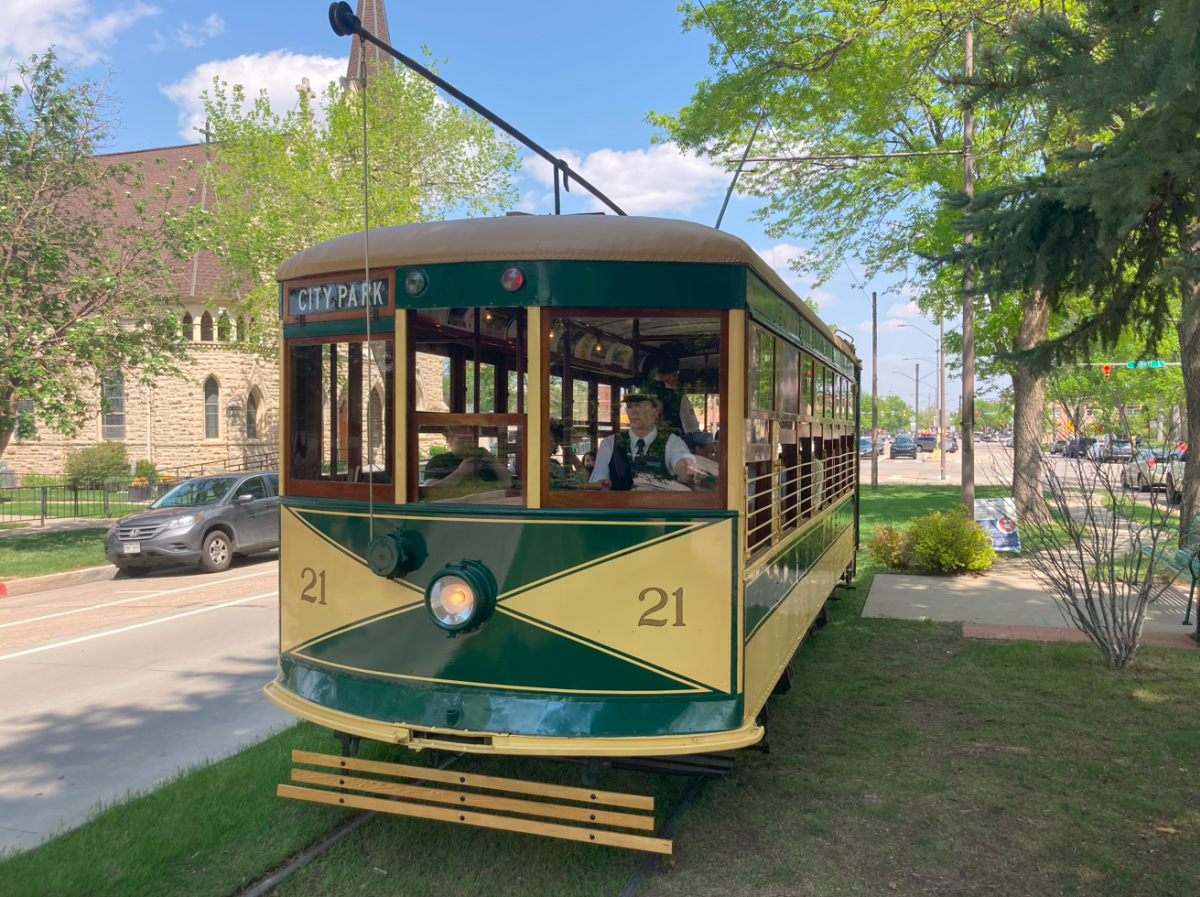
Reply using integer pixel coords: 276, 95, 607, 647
0, 518, 117, 539
863, 558, 1197, 649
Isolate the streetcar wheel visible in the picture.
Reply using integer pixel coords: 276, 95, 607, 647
772, 660, 794, 695
199, 530, 233, 573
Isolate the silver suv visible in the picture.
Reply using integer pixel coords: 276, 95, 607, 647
105, 472, 280, 577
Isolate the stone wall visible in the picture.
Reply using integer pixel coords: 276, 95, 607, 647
5, 344, 279, 478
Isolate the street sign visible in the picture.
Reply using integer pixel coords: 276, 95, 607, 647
1126, 360, 1166, 369
975, 498, 1021, 552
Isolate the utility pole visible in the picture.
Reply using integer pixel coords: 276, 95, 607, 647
961, 24, 976, 508
940, 313, 947, 482
871, 291, 879, 490
914, 362, 920, 435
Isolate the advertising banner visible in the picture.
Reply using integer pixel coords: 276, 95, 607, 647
974, 497, 1021, 552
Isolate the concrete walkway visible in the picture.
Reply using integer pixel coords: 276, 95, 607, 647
0, 519, 117, 539
863, 557, 1197, 649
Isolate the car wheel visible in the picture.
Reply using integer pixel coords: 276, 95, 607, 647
1138, 474, 1148, 493
118, 565, 152, 578
200, 530, 233, 573
1167, 477, 1181, 504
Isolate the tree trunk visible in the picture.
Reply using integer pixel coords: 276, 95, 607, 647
1012, 289, 1051, 524
1176, 283, 1200, 528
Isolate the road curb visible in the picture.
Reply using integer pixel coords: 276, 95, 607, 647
0, 565, 117, 598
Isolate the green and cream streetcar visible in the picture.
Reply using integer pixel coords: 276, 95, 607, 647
266, 214, 860, 849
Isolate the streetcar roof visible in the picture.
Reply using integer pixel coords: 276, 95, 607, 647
276, 215, 857, 364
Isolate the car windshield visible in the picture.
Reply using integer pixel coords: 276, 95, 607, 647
151, 476, 238, 509
895, 437, 914, 445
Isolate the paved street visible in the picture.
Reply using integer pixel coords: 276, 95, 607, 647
0, 558, 290, 853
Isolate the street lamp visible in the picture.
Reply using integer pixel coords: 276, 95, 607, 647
899, 322, 947, 482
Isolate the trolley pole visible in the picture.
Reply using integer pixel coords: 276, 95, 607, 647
961, 24, 976, 508
871, 291, 879, 490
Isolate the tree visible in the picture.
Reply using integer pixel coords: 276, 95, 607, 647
0, 52, 200, 461
877, 394, 913, 434
652, 0, 1083, 523
201, 57, 520, 343
955, 0, 1200, 521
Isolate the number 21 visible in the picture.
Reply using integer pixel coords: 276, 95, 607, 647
300, 567, 326, 605
638, 587, 685, 627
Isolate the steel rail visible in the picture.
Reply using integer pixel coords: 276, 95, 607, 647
616, 778, 707, 897
328, 1, 626, 217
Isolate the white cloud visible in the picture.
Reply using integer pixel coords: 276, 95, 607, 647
522, 143, 726, 215
754, 243, 833, 308
162, 50, 345, 141
886, 300, 924, 319
153, 12, 225, 52
2, 0, 158, 75
856, 318, 907, 333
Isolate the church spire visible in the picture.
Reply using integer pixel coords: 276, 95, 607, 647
346, 0, 392, 81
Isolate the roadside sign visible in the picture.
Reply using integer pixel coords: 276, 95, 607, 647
1126, 360, 1166, 368
975, 498, 1021, 552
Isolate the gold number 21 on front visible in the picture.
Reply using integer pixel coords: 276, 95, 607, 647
300, 567, 327, 605
638, 587, 684, 627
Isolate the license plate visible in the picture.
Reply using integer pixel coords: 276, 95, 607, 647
123, 542, 141, 554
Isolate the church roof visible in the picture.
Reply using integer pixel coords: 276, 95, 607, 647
95, 143, 236, 303
346, 0, 392, 80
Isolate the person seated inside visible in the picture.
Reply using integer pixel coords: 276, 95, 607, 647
688, 431, 719, 481
423, 426, 512, 491
642, 359, 700, 434
589, 393, 702, 491
548, 422, 585, 490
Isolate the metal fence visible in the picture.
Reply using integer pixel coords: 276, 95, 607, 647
0, 450, 278, 524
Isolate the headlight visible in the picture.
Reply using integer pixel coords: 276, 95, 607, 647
425, 560, 497, 635
165, 514, 201, 533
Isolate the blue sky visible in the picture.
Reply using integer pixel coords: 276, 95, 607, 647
4, 0, 992, 410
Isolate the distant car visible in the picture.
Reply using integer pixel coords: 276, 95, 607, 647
104, 471, 280, 577
1064, 437, 1095, 458
1166, 447, 1187, 504
1123, 449, 1170, 492
1050, 439, 1067, 454
1003, 436, 1015, 448
915, 434, 938, 453
859, 437, 879, 457
946, 438, 958, 453
1104, 441, 1134, 463
890, 435, 918, 459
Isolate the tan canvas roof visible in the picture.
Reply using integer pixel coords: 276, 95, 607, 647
277, 215, 857, 363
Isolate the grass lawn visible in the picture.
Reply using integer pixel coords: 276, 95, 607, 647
0, 528, 111, 579
2, 485, 1197, 897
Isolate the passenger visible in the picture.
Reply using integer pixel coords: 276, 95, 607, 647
582, 450, 597, 474
689, 431, 719, 480
642, 359, 700, 434
589, 393, 701, 491
548, 422, 583, 490
423, 426, 512, 490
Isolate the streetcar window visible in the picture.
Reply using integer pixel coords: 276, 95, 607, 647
410, 308, 527, 504
749, 324, 775, 413
779, 341, 799, 417
544, 313, 723, 507
288, 337, 394, 497
800, 353, 814, 418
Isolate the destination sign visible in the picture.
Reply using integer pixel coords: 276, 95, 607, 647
288, 278, 389, 316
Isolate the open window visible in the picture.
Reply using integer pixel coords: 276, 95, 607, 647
543, 310, 725, 509
409, 307, 527, 504
287, 334, 394, 500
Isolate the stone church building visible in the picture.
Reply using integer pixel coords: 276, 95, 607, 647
4, 0, 408, 479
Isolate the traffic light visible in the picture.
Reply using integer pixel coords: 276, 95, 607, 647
1103, 364, 1112, 379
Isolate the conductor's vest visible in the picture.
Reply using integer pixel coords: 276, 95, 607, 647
609, 431, 669, 491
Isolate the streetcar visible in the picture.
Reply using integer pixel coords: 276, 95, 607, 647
267, 213, 861, 849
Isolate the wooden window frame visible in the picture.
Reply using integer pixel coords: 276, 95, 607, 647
284, 331, 395, 502
541, 308, 728, 510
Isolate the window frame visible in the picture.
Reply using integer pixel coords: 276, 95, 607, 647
204, 376, 220, 439
285, 331, 396, 502
540, 307, 728, 510
101, 370, 126, 440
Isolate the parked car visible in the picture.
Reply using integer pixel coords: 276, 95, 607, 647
1003, 435, 1015, 448
946, 438, 959, 453
104, 471, 280, 577
1050, 439, 1067, 455
859, 436, 881, 457
1064, 437, 1095, 458
1122, 449, 1171, 492
890, 435, 919, 459
915, 434, 938, 453
1166, 446, 1187, 504
1104, 441, 1134, 463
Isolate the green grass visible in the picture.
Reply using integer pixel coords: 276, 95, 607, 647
3, 484, 1198, 897
0, 528, 110, 578
0, 522, 29, 530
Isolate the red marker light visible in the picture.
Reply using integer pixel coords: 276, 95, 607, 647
500, 266, 525, 292
1103, 364, 1112, 379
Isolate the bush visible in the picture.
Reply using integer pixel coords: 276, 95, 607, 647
64, 441, 129, 484
134, 459, 159, 481
904, 507, 995, 574
867, 524, 908, 569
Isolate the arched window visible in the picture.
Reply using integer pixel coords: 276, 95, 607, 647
204, 377, 219, 438
217, 312, 230, 342
182, 312, 194, 340
200, 311, 214, 342
246, 390, 260, 440
101, 370, 126, 440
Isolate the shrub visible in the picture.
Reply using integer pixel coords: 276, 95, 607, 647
64, 441, 129, 484
867, 524, 908, 569
134, 459, 159, 481
903, 507, 995, 574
